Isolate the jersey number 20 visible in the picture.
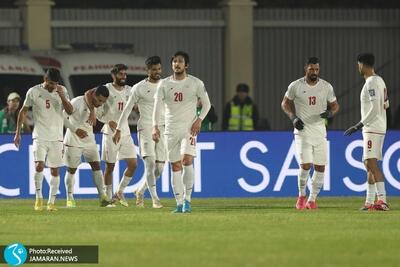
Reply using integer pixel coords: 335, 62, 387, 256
174, 92, 183, 102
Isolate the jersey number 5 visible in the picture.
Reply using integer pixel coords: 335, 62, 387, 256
45, 99, 50, 109
308, 96, 316, 105
174, 92, 183, 102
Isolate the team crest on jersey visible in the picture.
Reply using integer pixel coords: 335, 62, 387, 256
368, 89, 376, 96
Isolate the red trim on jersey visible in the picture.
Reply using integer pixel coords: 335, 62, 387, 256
364, 131, 385, 135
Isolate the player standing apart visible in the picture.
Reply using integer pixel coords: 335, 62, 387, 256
113, 56, 165, 208
152, 51, 211, 213
14, 68, 73, 211
344, 53, 390, 211
64, 85, 112, 207
281, 57, 339, 210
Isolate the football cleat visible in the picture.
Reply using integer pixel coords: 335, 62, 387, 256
305, 201, 318, 210
99, 195, 113, 207
295, 196, 306, 210
374, 200, 390, 211
360, 203, 375, 211
66, 199, 76, 208
135, 190, 144, 208
47, 203, 58, 211
182, 200, 192, 213
152, 200, 163, 209
113, 191, 129, 207
172, 204, 183, 213
34, 198, 43, 211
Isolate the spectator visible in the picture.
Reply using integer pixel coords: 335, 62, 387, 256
0, 92, 31, 133
197, 98, 218, 131
222, 83, 259, 131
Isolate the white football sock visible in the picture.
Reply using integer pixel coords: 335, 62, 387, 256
308, 170, 324, 202
34, 171, 44, 199
48, 175, 60, 205
154, 162, 165, 178
143, 157, 159, 201
298, 168, 310, 197
105, 185, 113, 199
64, 171, 75, 200
366, 183, 376, 204
92, 170, 105, 196
375, 182, 386, 203
171, 170, 184, 205
182, 165, 194, 202
118, 174, 132, 193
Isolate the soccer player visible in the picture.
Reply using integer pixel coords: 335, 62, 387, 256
152, 51, 211, 213
14, 68, 73, 211
63, 85, 112, 207
113, 56, 165, 209
344, 53, 390, 211
90, 64, 137, 207
281, 57, 339, 210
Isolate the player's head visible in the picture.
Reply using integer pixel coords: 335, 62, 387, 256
357, 53, 374, 75
44, 68, 61, 91
171, 51, 189, 75
304, 57, 320, 82
236, 83, 249, 102
111, 64, 128, 86
145, 56, 162, 82
92, 85, 109, 107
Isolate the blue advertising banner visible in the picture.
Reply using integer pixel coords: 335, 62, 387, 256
1, 131, 399, 198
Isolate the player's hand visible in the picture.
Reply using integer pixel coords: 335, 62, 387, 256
109, 121, 117, 132
55, 85, 65, 98
344, 122, 363, 136
113, 130, 121, 144
14, 134, 21, 148
152, 127, 160, 142
191, 118, 202, 136
75, 128, 88, 139
320, 110, 333, 119
87, 109, 97, 126
291, 116, 304, 130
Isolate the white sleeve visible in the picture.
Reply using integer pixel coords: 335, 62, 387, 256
116, 88, 138, 130
361, 85, 379, 125
327, 84, 337, 103
96, 102, 113, 124
152, 83, 164, 127
285, 82, 296, 100
23, 88, 34, 108
63, 111, 77, 133
197, 81, 211, 120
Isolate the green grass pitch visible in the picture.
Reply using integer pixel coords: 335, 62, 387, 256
1, 197, 399, 267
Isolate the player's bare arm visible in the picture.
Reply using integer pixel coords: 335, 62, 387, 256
152, 126, 160, 142
320, 100, 340, 119
112, 129, 121, 144
14, 106, 29, 148
108, 121, 117, 132
84, 88, 97, 126
281, 96, 304, 130
75, 128, 88, 139
191, 118, 202, 136
56, 85, 73, 115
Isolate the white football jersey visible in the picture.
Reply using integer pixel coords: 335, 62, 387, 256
64, 96, 96, 147
360, 75, 387, 134
98, 83, 132, 136
117, 79, 165, 131
23, 83, 70, 141
285, 77, 336, 141
153, 75, 210, 134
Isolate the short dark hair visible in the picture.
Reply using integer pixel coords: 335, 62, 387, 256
145, 56, 161, 68
95, 85, 109, 98
111, 64, 128, 75
306, 57, 320, 65
357, 53, 375, 67
45, 68, 61, 82
236, 83, 249, 93
170, 51, 189, 65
